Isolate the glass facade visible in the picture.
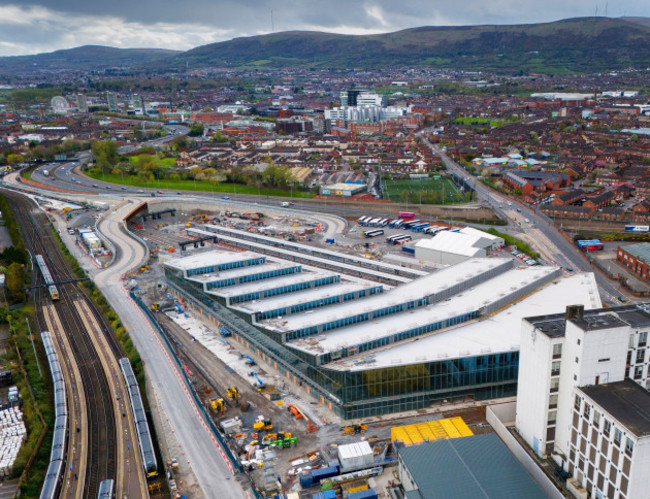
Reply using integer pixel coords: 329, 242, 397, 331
184, 256, 265, 277
205, 265, 301, 289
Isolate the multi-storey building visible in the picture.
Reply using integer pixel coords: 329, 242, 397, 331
164, 227, 600, 419
569, 380, 650, 498
516, 304, 650, 498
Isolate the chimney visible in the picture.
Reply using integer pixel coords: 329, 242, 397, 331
565, 305, 585, 320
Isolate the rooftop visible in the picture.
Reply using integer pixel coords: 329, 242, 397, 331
263, 258, 510, 333
527, 305, 650, 339
330, 272, 599, 371
580, 379, 650, 438
622, 242, 650, 265
398, 433, 547, 499
186, 261, 294, 283
165, 250, 261, 272
415, 232, 485, 257
293, 265, 562, 360
571, 314, 628, 331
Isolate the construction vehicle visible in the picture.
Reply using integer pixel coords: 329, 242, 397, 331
227, 386, 239, 403
262, 433, 278, 443
167, 247, 175, 253
287, 404, 318, 432
140, 265, 149, 272
253, 419, 273, 431
62, 207, 71, 214
210, 398, 225, 413
185, 223, 192, 228
282, 437, 298, 448
342, 424, 367, 436
248, 371, 266, 390
196, 214, 208, 221
151, 302, 159, 311
240, 354, 256, 366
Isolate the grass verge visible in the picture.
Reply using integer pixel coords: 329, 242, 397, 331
487, 228, 540, 259
85, 171, 314, 199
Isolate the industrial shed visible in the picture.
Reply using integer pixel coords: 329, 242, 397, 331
397, 433, 547, 498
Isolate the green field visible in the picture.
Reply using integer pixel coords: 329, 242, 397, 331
85, 171, 314, 198
383, 177, 469, 204
452, 117, 512, 127
127, 154, 176, 167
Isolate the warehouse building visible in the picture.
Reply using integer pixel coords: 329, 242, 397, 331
414, 228, 504, 265
397, 433, 547, 498
164, 236, 600, 419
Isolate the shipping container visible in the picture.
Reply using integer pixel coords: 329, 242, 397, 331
348, 489, 378, 499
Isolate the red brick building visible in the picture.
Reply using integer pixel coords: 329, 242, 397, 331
617, 243, 650, 281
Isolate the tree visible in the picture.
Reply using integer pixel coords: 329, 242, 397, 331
5, 153, 23, 165
5, 262, 24, 303
188, 123, 204, 137
91, 140, 119, 173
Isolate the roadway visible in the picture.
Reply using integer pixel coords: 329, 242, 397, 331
419, 133, 625, 305
94, 200, 249, 499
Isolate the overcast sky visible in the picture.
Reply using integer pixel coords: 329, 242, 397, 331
0, 0, 647, 56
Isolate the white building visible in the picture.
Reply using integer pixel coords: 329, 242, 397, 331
570, 380, 650, 499
414, 228, 503, 265
324, 105, 409, 123
516, 304, 650, 497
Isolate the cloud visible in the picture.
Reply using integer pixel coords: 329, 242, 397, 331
0, 0, 647, 56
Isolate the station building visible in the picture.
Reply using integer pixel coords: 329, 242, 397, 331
164, 231, 600, 419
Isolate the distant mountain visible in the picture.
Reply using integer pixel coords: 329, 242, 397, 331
166, 17, 650, 73
0, 45, 180, 74
621, 16, 650, 28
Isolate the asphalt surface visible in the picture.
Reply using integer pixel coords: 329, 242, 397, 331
419, 133, 624, 305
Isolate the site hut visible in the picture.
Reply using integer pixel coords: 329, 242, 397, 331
163, 241, 600, 419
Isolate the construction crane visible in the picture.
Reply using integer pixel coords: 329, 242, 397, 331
227, 386, 239, 403
287, 404, 318, 433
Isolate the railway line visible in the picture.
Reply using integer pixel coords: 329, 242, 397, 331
3, 190, 118, 498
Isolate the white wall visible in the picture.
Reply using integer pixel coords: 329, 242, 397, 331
556, 321, 629, 457
516, 320, 555, 457
628, 437, 650, 498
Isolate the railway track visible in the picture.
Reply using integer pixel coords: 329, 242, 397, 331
4, 190, 117, 498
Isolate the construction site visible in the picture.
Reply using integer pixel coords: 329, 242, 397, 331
122, 202, 534, 498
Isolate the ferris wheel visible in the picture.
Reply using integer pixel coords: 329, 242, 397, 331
50, 96, 69, 114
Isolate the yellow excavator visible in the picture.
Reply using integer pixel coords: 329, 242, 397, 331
210, 398, 225, 413
227, 386, 239, 403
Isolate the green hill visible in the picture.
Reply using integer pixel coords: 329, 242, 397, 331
0, 45, 180, 74
169, 17, 650, 73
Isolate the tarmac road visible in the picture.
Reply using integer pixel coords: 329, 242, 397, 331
95, 200, 249, 499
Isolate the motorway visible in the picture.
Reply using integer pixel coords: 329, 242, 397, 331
419, 133, 625, 305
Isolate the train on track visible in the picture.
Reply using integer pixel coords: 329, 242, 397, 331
119, 358, 158, 478
40, 332, 67, 499
97, 479, 114, 499
35, 254, 60, 300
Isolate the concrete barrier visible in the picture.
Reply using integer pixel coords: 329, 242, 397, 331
486, 402, 564, 499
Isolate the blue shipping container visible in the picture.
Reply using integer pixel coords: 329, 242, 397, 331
348, 489, 378, 499
311, 465, 339, 481
312, 491, 336, 499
